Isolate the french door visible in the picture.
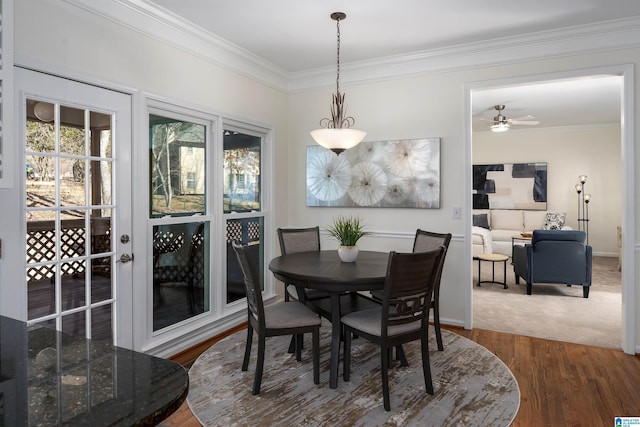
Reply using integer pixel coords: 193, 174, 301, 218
17, 68, 133, 348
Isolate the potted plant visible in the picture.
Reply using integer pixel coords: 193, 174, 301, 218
325, 215, 371, 262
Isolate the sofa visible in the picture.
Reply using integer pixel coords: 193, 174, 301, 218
472, 209, 570, 257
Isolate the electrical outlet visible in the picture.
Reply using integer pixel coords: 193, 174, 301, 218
452, 207, 461, 219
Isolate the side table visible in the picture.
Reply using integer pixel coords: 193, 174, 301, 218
511, 234, 532, 260
476, 253, 509, 289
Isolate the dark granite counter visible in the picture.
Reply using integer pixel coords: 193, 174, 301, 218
0, 315, 188, 426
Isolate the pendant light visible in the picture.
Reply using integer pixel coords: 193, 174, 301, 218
310, 12, 366, 154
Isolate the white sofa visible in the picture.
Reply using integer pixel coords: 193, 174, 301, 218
472, 209, 570, 257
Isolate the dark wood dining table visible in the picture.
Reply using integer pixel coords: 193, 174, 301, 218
269, 250, 389, 389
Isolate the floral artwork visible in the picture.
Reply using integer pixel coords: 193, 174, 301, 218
306, 138, 441, 208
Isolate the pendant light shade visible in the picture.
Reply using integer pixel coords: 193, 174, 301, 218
310, 128, 367, 154
310, 12, 366, 154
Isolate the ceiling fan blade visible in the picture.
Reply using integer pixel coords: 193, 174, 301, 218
508, 114, 535, 121
510, 120, 540, 125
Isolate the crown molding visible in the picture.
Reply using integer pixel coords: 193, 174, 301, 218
64, 0, 640, 93
290, 16, 640, 91
63, 0, 291, 92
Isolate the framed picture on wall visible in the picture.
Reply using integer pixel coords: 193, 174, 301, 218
306, 138, 441, 208
473, 162, 547, 210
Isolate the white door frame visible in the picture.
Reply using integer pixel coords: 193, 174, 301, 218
464, 64, 636, 354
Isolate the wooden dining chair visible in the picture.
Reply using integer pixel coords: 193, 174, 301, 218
342, 247, 445, 411
232, 240, 321, 395
277, 226, 331, 303
413, 230, 452, 351
371, 229, 452, 351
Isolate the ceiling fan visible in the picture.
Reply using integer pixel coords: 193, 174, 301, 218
482, 104, 540, 132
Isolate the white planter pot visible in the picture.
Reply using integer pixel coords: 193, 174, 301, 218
338, 245, 359, 262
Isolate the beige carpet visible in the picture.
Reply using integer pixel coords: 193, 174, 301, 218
187, 323, 520, 426
473, 256, 621, 349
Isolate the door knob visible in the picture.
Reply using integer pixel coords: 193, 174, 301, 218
119, 253, 134, 263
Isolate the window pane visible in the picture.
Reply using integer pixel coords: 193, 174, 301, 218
61, 260, 86, 311
91, 304, 113, 342
26, 154, 56, 207
226, 217, 264, 303
149, 114, 206, 217
60, 158, 87, 206
153, 222, 209, 331
223, 131, 261, 213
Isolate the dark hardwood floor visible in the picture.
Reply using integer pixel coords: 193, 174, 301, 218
162, 325, 640, 427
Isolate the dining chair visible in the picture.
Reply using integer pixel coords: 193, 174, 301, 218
277, 227, 329, 302
232, 240, 321, 395
413, 230, 452, 351
371, 229, 452, 351
342, 247, 445, 411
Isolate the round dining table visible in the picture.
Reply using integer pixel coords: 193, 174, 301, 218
269, 250, 389, 389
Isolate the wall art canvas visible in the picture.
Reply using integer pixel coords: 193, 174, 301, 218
473, 162, 547, 210
306, 138, 440, 208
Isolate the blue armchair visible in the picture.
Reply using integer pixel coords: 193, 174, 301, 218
513, 230, 592, 298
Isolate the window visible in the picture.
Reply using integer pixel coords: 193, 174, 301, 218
149, 113, 209, 331
223, 128, 264, 303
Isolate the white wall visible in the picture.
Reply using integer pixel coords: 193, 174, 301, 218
288, 51, 640, 344
473, 126, 622, 255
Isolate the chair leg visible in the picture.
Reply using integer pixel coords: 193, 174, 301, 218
526, 282, 532, 295
242, 325, 253, 371
381, 346, 391, 411
287, 336, 296, 354
583, 286, 590, 298
433, 303, 444, 351
395, 345, 408, 366
421, 334, 434, 395
343, 330, 352, 382
253, 334, 266, 395
312, 327, 320, 385
295, 333, 303, 361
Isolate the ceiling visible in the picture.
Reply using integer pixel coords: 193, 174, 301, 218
144, 0, 636, 130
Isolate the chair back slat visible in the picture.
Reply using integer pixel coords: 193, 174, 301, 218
277, 227, 321, 254
382, 248, 445, 333
232, 240, 264, 324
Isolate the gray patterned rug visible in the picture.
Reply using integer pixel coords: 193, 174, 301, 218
187, 324, 520, 426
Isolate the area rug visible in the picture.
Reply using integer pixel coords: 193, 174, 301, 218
187, 324, 520, 426
473, 256, 621, 349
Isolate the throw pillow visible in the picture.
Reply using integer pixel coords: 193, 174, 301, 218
473, 213, 490, 229
543, 212, 566, 230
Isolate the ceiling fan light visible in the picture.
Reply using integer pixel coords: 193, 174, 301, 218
310, 128, 367, 154
490, 123, 510, 132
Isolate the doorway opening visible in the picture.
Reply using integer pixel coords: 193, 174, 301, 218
466, 67, 633, 353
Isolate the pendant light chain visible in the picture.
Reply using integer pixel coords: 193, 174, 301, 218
335, 16, 341, 95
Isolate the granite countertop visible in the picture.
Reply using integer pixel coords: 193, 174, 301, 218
0, 315, 188, 426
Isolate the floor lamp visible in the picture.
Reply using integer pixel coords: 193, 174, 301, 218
575, 175, 591, 245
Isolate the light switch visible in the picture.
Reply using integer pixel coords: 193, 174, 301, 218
452, 207, 461, 219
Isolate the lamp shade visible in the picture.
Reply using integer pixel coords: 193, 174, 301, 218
310, 128, 367, 153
